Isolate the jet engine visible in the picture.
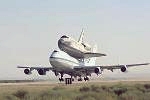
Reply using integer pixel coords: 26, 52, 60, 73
38, 69, 46, 75
94, 67, 102, 74
24, 69, 32, 75
121, 66, 127, 72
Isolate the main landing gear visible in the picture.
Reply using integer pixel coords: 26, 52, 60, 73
78, 77, 83, 81
58, 73, 89, 84
78, 77, 89, 81
84, 77, 89, 81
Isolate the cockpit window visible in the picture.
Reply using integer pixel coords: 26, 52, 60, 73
61, 35, 69, 38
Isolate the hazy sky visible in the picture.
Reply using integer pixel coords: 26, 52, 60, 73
0, 0, 150, 80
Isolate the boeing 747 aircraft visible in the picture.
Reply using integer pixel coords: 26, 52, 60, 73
17, 31, 149, 83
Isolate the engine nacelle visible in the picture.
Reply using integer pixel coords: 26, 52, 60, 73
121, 66, 127, 72
38, 69, 46, 75
94, 67, 102, 74
24, 69, 32, 75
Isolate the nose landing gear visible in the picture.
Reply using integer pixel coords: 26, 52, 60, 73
59, 78, 64, 82
59, 72, 64, 82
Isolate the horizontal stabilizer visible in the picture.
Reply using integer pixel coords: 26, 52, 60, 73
84, 52, 106, 58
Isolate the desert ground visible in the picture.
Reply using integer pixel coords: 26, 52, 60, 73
0, 80, 150, 100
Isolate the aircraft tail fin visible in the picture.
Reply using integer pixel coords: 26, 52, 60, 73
87, 57, 96, 66
92, 44, 97, 53
78, 29, 84, 43
85, 44, 98, 65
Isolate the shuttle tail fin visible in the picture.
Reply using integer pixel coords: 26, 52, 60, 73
85, 45, 97, 65
78, 29, 84, 43
92, 44, 97, 53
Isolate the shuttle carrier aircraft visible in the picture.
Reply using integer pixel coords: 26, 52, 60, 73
18, 30, 149, 84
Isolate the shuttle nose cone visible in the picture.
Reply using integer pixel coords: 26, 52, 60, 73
58, 38, 64, 45
59, 35, 69, 44
58, 36, 70, 45
61, 35, 69, 38
58, 37, 71, 52
58, 39, 65, 50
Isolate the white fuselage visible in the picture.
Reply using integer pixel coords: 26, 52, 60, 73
49, 50, 84, 73
58, 35, 91, 59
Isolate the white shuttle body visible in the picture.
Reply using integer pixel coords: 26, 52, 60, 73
58, 31, 106, 59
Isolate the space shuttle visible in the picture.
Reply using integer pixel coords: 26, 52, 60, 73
58, 30, 106, 59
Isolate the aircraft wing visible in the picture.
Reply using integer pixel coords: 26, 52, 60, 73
17, 66, 54, 71
83, 52, 106, 58
74, 63, 150, 72
100, 63, 150, 69
17, 65, 55, 75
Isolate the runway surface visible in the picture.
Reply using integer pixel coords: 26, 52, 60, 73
0, 79, 150, 86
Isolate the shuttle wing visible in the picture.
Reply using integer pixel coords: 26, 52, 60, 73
83, 52, 106, 58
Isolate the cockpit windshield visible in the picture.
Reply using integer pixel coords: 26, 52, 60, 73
61, 35, 69, 38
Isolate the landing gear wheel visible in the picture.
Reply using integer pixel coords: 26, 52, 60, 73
78, 78, 83, 81
70, 75, 74, 81
59, 72, 64, 82
72, 78, 74, 81
59, 78, 64, 82
84, 77, 89, 81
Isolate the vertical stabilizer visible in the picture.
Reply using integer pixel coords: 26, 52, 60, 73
78, 29, 84, 43
85, 44, 97, 66
92, 44, 97, 53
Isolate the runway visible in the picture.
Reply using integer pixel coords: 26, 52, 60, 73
0, 79, 150, 86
